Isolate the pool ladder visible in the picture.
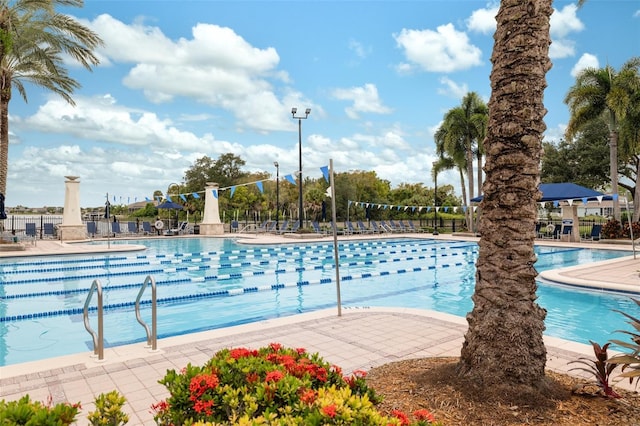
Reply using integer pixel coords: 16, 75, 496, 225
83, 275, 157, 361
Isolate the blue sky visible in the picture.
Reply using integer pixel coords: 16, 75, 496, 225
6, 0, 640, 208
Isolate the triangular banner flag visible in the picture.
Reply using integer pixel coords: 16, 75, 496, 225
596, 196, 603, 203
166, 195, 172, 202
285, 174, 296, 185
256, 181, 264, 193
325, 186, 331, 197
230, 186, 236, 198
582, 197, 588, 205
443, 207, 449, 212
553, 200, 559, 207
212, 189, 218, 199
192, 192, 200, 199
567, 199, 573, 206
180, 194, 187, 202
320, 165, 329, 182
462, 206, 467, 213
612, 194, 619, 201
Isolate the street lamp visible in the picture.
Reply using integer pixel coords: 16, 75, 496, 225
432, 163, 439, 236
291, 107, 311, 229
274, 161, 279, 230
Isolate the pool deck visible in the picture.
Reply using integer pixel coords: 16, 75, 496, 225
1, 233, 639, 424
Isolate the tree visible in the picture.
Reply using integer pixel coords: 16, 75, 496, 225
0, 0, 102, 200
565, 57, 640, 221
457, 0, 553, 396
435, 92, 488, 232
541, 118, 610, 189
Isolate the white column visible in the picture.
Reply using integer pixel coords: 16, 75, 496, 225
60, 176, 86, 240
200, 182, 224, 235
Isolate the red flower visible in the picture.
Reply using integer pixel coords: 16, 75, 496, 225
296, 347, 307, 355
352, 369, 367, 378
414, 408, 436, 422
265, 370, 285, 383
230, 347, 255, 359
322, 403, 337, 418
151, 400, 168, 414
189, 372, 219, 399
193, 399, 215, 415
391, 409, 410, 426
299, 388, 316, 405
269, 342, 282, 351
246, 372, 259, 383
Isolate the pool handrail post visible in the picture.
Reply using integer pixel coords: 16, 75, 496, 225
83, 279, 104, 360
136, 275, 158, 351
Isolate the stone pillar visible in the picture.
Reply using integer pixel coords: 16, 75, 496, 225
561, 204, 580, 242
59, 176, 86, 241
199, 182, 224, 235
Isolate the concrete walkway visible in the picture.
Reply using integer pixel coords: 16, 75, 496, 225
0, 234, 639, 424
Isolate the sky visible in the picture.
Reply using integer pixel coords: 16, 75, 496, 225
6, 0, 640, 208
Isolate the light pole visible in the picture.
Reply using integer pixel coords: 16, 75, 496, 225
291, 107, 311, 229
274, 161, 279, 230
432, 162, 439, 236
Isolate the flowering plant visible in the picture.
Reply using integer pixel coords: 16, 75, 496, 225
152, 343, 440, 425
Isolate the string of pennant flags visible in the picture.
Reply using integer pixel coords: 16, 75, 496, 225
348, 201, 476, 214
107, 165, 331, 206
347, 195, 614, 214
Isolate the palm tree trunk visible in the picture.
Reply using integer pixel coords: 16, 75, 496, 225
458, 167, 468, 230
609, 129, 620, 221
466, 141, 474, 232
457, 0, 552, 394
0, 88, 9, 197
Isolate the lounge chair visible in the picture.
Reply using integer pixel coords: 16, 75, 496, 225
25, 222, 37, 239
370, 220, 385, 233
254, 220, 269, 233
164, 221, 188, 236
357, 220, 374, 234
560, 225, 573, 241
127, 221, 138, 234
87, 221, 98, 238
582, 224, 602, 242
141, 221, 151, 235
406, 221, 422, 233
312, 221, 325, 234
345, 221, 360, 235
111, 221, 123, 237
43, 223, 56, 238
230, 220, 239, 233
276, 220, 289, 234
284, 221, 300, 234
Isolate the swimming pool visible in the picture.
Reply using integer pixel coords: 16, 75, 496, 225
0, 237, 635, 367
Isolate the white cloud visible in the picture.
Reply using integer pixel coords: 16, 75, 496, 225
394, 23, 482, 73
571, 53, 599, 77
348, 39, 371, 59
550, 4, 585, 39
331, 83, 392, 119
466, 3, 499, 34
437, 77, 469, 99
87, 14, 294, 132
549, 4, 585, 59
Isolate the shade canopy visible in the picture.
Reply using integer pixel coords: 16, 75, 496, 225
157, 200, 184, 210
470, 183, 612, 203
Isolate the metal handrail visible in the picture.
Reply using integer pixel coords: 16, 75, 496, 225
135, 275, 157, 350
83, 279, 104, 360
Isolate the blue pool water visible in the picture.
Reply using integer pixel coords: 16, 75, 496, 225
0, 237, 636, 367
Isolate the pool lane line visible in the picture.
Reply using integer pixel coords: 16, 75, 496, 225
1, 242, 477, 283
0, 258, 475, 322
2, 250, 477, 299
1, 247, 478, 289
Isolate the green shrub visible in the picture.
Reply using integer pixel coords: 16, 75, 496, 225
88, 390, 129, 425
0, 395, 80, 425
152, 343, 440, 425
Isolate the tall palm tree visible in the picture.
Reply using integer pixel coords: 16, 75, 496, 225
565, 57, 640, 221
434, 124, 468, 212
0, 0, 102, 202
457, 0, 553, 395
436, 92, 488, 231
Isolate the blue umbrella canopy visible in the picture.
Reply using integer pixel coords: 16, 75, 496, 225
471, 183, 612, 203
157, 200, 184, 210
